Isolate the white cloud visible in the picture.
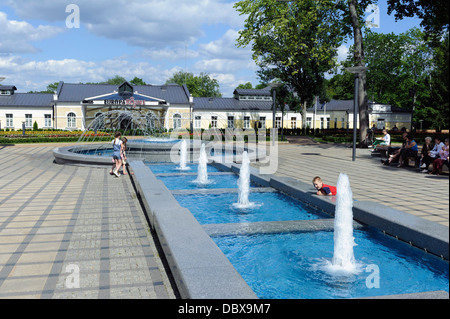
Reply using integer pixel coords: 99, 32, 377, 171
337, 44, 350, 64
0, 55, 181, 91
0, 12, 64, 53
6, 0, 245, 49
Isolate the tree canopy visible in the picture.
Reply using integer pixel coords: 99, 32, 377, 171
165, 71, 222, 98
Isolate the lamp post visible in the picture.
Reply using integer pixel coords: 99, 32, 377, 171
268, 81, 282, 146
346, 66, 368, 161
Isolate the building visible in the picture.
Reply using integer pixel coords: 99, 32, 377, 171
306, 99, 412, 130
1, 80, 411, 132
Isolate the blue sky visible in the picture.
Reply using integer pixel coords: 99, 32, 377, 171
0, 0, 423, 96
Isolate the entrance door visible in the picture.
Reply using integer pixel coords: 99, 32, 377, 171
377, 119, 385, 129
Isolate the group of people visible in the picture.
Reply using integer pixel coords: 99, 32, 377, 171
109, 131, 128, 177
379, 131, 449, 175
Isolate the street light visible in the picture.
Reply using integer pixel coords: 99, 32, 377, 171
346, 66, 368, 162
268, 81, 282, 146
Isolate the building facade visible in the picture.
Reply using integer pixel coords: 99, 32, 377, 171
1, 80, 412, 132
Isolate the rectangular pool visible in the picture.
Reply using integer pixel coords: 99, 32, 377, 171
174, 192, 329, 224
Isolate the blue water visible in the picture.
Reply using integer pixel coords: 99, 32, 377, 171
129, 139, 180, 144
157, 174, 255, 190
213, 230, 449, 299
174, 192, 328, 224
147, 163, 221, 174
73, 149, 113, 157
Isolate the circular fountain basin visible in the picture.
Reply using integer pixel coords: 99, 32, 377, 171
53, 140, 265, 166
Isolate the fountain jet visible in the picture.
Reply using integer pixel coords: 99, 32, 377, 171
331, 173, 357, 271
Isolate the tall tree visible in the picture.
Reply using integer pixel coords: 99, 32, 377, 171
235, 0, 347, 132
165, 71, 222, 97
387, 0, 449, 44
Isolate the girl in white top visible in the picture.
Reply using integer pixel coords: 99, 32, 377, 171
373, 129, 390, 151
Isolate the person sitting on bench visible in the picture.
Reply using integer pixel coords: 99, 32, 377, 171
419, 136, 434, 173
397, 134, 418, 168
382, 132, 407, 166
372, 129, 390, 152
430, 138, 449, 175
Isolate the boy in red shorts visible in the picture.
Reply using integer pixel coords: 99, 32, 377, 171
312, 176, 337, 196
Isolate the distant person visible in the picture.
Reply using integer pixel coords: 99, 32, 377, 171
121, 137, 128, 175
430, 138, 449, 175
429, 137, 444, 160
392, 125, 398, 132
372, 129, 390, 152
381, 132, 407, 165
397, 134, 418, 168
110, 132, 123, 177
419, 137, 434, 173
312, 176, 337, 196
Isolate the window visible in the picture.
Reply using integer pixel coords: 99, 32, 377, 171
0, 90, 11, 96
259, 117, 266, 128
45, 114, 52, 127
227, 116, 234, 128
306, 117, 312, 128
334, 118, 338, 129
320, 117, 324, 129
173, 114, 182, 129
244, 116, 250, 129
275, 117, 281, 128
25, 114, 33, 127
6, 114, 13, 127
194, 116, 201, 129
326, 118, 330, 129
341, 118, 345, 129
291, 117, 297, 129
211, 116, 217, 128
67, 112, 76, 128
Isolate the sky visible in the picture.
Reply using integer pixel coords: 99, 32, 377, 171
0, 0, 423, 97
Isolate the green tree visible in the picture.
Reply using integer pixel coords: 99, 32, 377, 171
235, 0, 347, 132
236, 82, 253, 90
165, 71, 222, 97
104, 75, 127, 85
129, 77, 147, 86
387, 0, 449, 44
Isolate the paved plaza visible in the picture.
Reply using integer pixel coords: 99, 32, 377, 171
0, 140, 448, 299
0, 144, 176, 299
271, 137, 449, 227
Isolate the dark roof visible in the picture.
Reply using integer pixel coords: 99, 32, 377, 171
0, 85, 17, 91
306, 100, 353, 112
194, 97, 274, 111
56, 82, 191, 104
0, 93, 53, 107
233, 87, 271, 96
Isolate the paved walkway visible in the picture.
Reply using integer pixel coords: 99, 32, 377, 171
0, 144, 176, 299
267, 137, 449, 227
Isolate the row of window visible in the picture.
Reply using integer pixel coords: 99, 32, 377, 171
3, 113, 77, 128
179, 115, 299, 129
305, 117, 348, 129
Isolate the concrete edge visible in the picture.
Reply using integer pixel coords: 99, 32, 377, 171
128, 160, 257, 299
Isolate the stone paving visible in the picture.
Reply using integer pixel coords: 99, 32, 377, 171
0, 144, 176, 299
